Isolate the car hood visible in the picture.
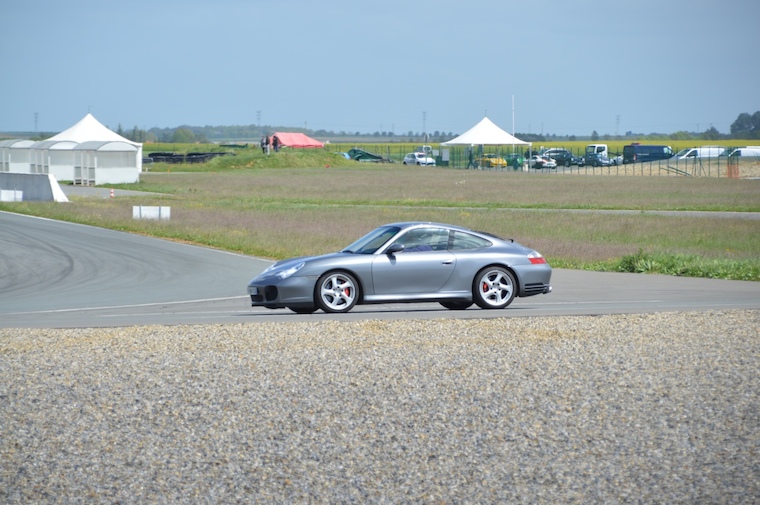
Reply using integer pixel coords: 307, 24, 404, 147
250, 251, 349, 282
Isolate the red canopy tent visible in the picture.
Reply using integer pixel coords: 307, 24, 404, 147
271, 132, 324, 148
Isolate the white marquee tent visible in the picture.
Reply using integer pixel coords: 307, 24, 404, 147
0, 139, 35, 173
441, 117, 531, 146
28, 113, 142, 184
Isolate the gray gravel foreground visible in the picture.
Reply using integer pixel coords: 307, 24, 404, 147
1, 311, 758, 504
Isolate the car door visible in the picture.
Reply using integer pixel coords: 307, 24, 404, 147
370, 227, 455, 297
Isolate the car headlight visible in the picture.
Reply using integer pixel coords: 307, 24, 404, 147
276, 261, 305, 279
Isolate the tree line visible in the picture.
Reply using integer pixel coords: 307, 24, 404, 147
110, 111, 760, 144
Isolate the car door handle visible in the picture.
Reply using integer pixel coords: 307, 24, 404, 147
441, 259, 453, 265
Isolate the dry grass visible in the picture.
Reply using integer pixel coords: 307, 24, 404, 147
0, 151, 757, 282
8, 166, 757, 272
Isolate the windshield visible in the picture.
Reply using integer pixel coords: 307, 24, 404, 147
342, 226, 400, 254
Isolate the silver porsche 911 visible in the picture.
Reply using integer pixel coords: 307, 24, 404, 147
247, 222, 552, 314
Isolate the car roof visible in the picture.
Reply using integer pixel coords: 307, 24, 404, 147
384, 221, 475, 233
380, 222, 513, 244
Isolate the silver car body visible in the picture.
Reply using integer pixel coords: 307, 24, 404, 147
247, 222, 552, 313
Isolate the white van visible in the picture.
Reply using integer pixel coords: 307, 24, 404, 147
671, 146, 727, 160
727, 146, 760, 158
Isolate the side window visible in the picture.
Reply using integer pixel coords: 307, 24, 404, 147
449, 231, 492, 250
394, 227, 449, 253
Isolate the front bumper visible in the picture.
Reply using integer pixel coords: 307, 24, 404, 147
248, 275, 316, 308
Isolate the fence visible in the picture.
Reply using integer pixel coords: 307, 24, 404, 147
333, 144, 758, 178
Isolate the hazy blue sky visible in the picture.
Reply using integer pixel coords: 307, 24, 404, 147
2, 0, 758, 137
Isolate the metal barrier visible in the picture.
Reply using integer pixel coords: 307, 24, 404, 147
332, 144, 759, 177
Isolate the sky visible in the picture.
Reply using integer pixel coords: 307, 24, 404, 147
2, 0, 759, 138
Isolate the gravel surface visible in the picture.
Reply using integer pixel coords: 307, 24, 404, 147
2, 310, 758, 503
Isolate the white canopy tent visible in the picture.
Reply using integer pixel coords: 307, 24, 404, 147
29, 113, 142, 185
440, 117, 531, 169
441, 117, 531, 147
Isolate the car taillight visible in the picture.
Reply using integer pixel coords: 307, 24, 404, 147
527, 252, 547, 264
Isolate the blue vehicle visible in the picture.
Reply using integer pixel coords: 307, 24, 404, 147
622, 143, 674, 164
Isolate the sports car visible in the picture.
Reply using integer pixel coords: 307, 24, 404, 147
474, 154, 508, 168
247, 222, 552, 314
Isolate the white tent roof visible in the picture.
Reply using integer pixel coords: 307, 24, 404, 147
47, 113, 140, 147
73, 141, 138, 152
441, 117, 531, 146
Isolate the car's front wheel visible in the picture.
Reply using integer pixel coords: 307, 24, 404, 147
473, 266, 516, 309
315, 271, 359, 313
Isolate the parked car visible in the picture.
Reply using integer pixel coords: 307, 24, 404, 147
247, 222, 552, 314
586, 153, 622, 167
474, 154, 508, 168
540, 148, 576, 167
403, 152, 436, 165
529, 155, 557, 169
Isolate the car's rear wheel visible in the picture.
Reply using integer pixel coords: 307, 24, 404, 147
315, 271, 359, 313
289, 306, 317, 314
440, 301, 473, 310
473, 266, 516, 309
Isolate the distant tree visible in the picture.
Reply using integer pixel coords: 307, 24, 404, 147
701, 126, 721, 140
569, 135, 576, 141
730, 111, 760, 139
172, 128, 196, 143
117, 123, 124, 136
591, 130, 599, 141
669, 131, 691, 140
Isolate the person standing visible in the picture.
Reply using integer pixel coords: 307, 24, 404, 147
272, 135, 280, 153
265, 135, 271, 155
260, 136, 267, 154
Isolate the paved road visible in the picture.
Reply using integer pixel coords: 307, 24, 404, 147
2, 211, 759, 328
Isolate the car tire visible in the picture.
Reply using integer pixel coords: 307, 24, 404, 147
440, 301, 473, 310
473, 266, 516, 309
565, 160, 570, 167
289, 306, 317, 314
315, 271, 359, 313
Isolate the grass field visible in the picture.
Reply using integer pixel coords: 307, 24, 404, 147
3, 149, 759, 281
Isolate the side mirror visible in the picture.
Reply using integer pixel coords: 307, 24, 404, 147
386, 243, 405, 255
